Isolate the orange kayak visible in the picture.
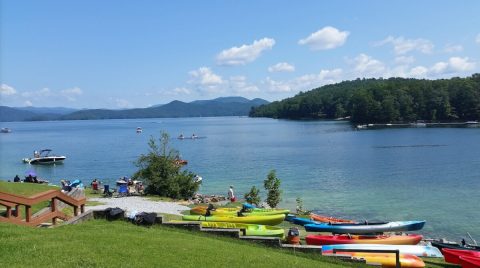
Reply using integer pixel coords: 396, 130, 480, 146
310, 213, 356, 223
306, 234, 423, 245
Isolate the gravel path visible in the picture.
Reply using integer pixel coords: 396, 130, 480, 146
87, 196, 190, 215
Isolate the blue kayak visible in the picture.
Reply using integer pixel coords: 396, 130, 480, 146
291, 217, 318, 226
304, 220, 425, 234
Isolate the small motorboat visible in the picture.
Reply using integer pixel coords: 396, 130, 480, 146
22, 149, 66, 165
1, 128, 12, 133
136, 127, 142, 133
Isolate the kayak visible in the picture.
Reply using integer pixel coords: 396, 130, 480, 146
331, 252, 425, 267
200, 222, 285, 238
442, 248, 480, 265
190, 206, 290, 216
460, 256, 480, 268
306, 234, 423, 245
291, 217, 318, 226
322, 244, 443, 258
304, 220, 426, 234
182, 214, 285, 225
310, 213, 356, 224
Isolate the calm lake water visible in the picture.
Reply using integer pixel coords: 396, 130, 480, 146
1, 117, 479, 241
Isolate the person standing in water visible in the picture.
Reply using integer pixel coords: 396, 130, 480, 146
228, 185, 236, 202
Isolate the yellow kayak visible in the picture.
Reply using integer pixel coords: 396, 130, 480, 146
190, 206, 289, 216
200, 222, 285, 238
182, 214, 285, 225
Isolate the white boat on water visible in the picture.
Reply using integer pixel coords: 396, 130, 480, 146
136, 127, 142, 133
22, 149, 66, 165
1, 128, 12, 133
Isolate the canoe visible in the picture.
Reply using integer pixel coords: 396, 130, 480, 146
190, 206, 289, 216
331, 252, 425, 267
442, 248, 480, 265
460, 256, 480, 268
304, 220, 425, 234
306, 234, 423, 245
310, 213, 356, 223
200, 222, 285, 238
322, 244, 443, 258
182, 214, 285, 225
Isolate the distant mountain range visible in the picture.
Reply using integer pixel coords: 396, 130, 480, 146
0, 97, 269, 122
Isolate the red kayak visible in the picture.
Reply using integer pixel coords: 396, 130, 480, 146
305, 234, 423, 245
310, 213, 356, 223
442, 248, 480, 265
460, 256, 480, 268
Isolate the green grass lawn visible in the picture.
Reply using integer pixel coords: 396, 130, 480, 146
0, 220, 367, 268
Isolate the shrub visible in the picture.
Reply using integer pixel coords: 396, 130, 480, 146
244, 186, 261, 206
263, 170, 282, 208
133, 132, 200, 199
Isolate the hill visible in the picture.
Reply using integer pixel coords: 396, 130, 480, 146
60, 97, 268, 120
250, 74, 480, 124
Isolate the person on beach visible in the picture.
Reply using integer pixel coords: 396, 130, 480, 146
228, 185, 235, 202
13, 175, 20, 182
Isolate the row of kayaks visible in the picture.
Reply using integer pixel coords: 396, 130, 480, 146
179, 206, 480, 268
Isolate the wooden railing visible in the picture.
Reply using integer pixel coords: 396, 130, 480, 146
0, 189, 86, 227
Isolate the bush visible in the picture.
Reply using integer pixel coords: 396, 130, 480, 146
133, 132, 200, 199
263, 170, 282, 208
244, 186, 261, 206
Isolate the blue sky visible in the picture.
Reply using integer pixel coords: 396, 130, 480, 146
1, 0, 479, 108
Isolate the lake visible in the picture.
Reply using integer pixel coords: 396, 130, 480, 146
0, 117, 479, 242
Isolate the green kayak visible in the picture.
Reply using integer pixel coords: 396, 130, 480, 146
182, 214, 285, 225
200, 222, 285, 238
190, 206, 290, 216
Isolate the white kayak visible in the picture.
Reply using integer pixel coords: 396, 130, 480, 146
322, 244, 444, 258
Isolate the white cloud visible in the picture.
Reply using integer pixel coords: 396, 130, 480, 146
409, 66, 429, 77
430, 57, 476, 75
60, 87, 83, 101
298, 26, 349, 50
394, 56, 415, 65
189, 67, 223, 86
268, 62, 295, 73
1, 84, 17, 96
476, 34, 480, 44
115, 98, 133, 109
216, 38, 275, 66
448, 57, 476, 72
264, 68, 343, 93
172, 87, 191, 95
24, 100, 33, 107
352, 53, 386, 77
228, 76, 259, 93
376, 36, 434, 55
443, 44, 463, 53
22, 87, 52, 98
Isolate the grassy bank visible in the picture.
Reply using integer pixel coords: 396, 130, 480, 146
0, 220, 365, 268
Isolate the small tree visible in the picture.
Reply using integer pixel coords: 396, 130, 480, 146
133, 132, 200, 199
263, 170, 282, 208
295, 197, 304, 214
244, 186, 261, 206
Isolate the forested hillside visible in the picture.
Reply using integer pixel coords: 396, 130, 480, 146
249, 74, 480, 123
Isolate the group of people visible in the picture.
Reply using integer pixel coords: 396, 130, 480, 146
11, 174, 47, 184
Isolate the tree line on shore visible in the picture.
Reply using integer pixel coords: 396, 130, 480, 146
249, 74, 480, 124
